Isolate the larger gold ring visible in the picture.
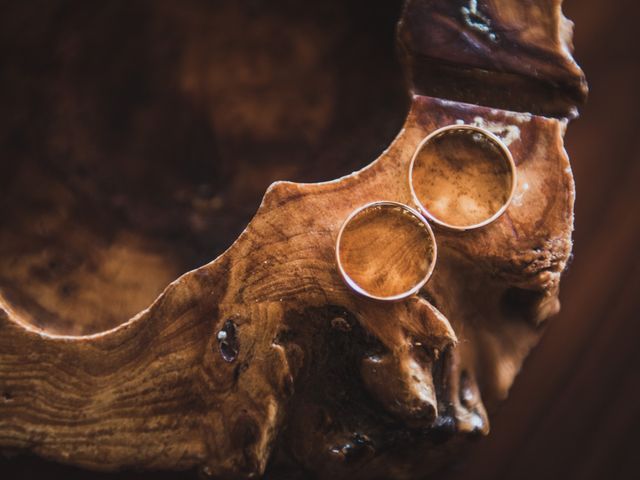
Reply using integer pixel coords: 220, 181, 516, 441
409, 125, 517, 231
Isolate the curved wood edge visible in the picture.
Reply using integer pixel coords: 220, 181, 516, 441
0, 94, 574, 476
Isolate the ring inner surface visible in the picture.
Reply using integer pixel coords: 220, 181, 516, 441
338, 204, 434, 299
412, 128, 513, 228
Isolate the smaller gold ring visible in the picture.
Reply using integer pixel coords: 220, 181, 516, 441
409, 125, 517, 231
335, 201, 437, 302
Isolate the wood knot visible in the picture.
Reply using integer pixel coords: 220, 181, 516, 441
230, 412, 260, 449
331, 317, 351, 332
217, 319, 239, 363
330, 433, 375, 464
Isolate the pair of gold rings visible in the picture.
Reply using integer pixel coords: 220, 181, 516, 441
335, 125, 517, 301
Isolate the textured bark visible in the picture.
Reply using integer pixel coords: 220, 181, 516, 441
0, 0, 584, 478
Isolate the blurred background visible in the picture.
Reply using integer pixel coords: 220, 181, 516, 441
1, 0, 638, 478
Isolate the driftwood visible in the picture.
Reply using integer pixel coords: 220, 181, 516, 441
0, 1, 585, 479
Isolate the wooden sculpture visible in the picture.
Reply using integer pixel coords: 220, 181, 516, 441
0, 0, 586, 478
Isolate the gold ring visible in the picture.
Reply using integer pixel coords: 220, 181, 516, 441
335, 201, 437, 301
409, 125, 517, 231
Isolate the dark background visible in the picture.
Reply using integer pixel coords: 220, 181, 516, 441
1, 0, 639, 478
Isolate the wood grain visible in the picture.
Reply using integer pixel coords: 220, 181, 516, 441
0, 95, 574, 478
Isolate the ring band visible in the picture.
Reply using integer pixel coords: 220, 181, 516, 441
409, 125, 517, 231
335, 201, 437, 301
